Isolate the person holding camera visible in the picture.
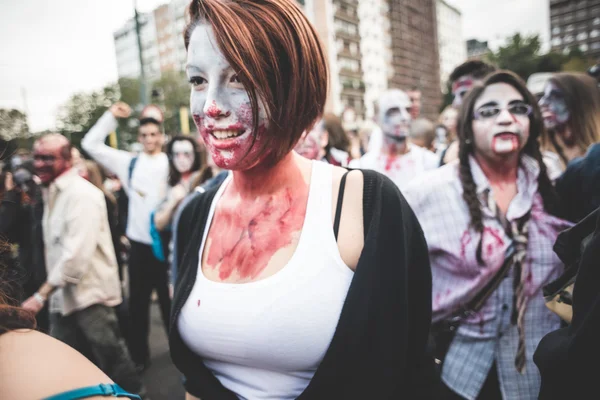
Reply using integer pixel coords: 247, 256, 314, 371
0, 157, 48, 331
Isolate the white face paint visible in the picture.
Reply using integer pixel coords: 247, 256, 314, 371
472, 83, 530, 160
377, 89, 412, 140
187, 23, 269, 170
172, 140, 195, 174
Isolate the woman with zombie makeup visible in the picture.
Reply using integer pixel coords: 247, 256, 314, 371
404, 71, 572, 400
153, 135, 203, 233
538, 73, 600, 222
169, 1, 436, 399
293, 114, 352, 166
539, 73, 600, 169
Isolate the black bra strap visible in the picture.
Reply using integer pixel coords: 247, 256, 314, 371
334, 171, 350, 241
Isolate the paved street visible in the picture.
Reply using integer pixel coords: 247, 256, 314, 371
143, 303, 185, 400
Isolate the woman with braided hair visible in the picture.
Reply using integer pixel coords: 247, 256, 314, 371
404, 70, 572, 400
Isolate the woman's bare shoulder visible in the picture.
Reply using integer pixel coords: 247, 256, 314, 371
0, 329, 116, 400
331, 166, 364, 270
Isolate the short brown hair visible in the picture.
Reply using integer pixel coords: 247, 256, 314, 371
184, 0, 329, 163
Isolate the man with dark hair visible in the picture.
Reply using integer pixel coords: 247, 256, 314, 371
21, 134, 144, 395
439, 60, 497, 166
449, 60, 496, 108
82, 102, 170, 372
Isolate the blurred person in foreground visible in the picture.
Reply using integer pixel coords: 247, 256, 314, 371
404, 71, 571, 399
82, 102, 170, 372
0, 155, 48, 331
350, 89, 438, 190
21, 134, 144, 395
0, 240, 141, 400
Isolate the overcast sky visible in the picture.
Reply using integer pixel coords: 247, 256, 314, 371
0, 0, 549, 132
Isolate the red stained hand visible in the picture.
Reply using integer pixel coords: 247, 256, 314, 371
21, 296, 44, 315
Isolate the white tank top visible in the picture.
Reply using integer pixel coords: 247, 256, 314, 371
177, 161, 354, 400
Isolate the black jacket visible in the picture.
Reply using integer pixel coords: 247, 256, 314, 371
0, 188, 46, 297
169, 169, 437, 399
534, 207, 600, 399
555, 143, 600, 222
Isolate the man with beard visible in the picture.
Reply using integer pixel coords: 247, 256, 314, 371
350, 89, 438, 190
21, 134, 144, 396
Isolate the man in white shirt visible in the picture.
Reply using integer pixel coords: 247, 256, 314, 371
22, 134, 143, 394
350, 89, 438, 190
82, 102, 170, 371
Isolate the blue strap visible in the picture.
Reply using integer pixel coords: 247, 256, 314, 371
149, 210, 166, 262
43, 383, 141, 400
128, 156, 138, 188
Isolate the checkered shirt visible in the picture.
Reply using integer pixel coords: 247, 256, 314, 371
403, 155, 573, 400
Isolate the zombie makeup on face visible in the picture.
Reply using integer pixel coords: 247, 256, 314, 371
452, 76, 475, 107
187, 23, 269, 171
378, 90, 412, 142
471, 83, 531, 159
539, 82, 570, 130
172, 140, 195, 174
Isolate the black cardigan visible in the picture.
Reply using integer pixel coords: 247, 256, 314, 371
534, 207, 600, 399
169, 169, 437, 399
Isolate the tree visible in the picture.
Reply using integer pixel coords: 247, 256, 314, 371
151, 71, 193, 135
561, 47, 596, 73
0, 109, 30, 141
488, 33, 543, 81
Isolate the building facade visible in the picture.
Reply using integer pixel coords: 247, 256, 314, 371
550, 0, 600, 60
387, 0, 441, 119
113, 12, 160, 80
436, 0, 466, 91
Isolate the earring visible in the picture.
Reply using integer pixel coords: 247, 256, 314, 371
464, 138, 472, 144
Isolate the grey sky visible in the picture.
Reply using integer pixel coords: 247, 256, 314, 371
0, 0, 550, 132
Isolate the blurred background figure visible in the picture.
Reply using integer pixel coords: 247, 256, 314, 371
294, 114, 352, 166
436, 106, 459, 156
539, 72, 600, 222
350, 89, 438, 190
539, 73, 600, 170
410, 118, 436, 152
407, 87, 422, 120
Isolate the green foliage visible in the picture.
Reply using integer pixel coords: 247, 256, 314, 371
489, 34, 597, 81
151, 71, 192, 135
488, 34, 543, 80
0, 109, 29, 141
56, 72, 193, 150
55, 84, 121, 149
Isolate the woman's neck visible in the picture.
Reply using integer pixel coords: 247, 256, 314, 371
230, 152, 309, 199
474, 153, 519, 186
180, 171, 192, 182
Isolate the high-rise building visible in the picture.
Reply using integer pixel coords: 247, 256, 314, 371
467, 39, 491, 60
436, 0, 467, 91
550, 0, 600, 60
113, 12, 160, 80
304, 0, 366, 119
387, 0, 441, 119
357, 0, 442, 120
